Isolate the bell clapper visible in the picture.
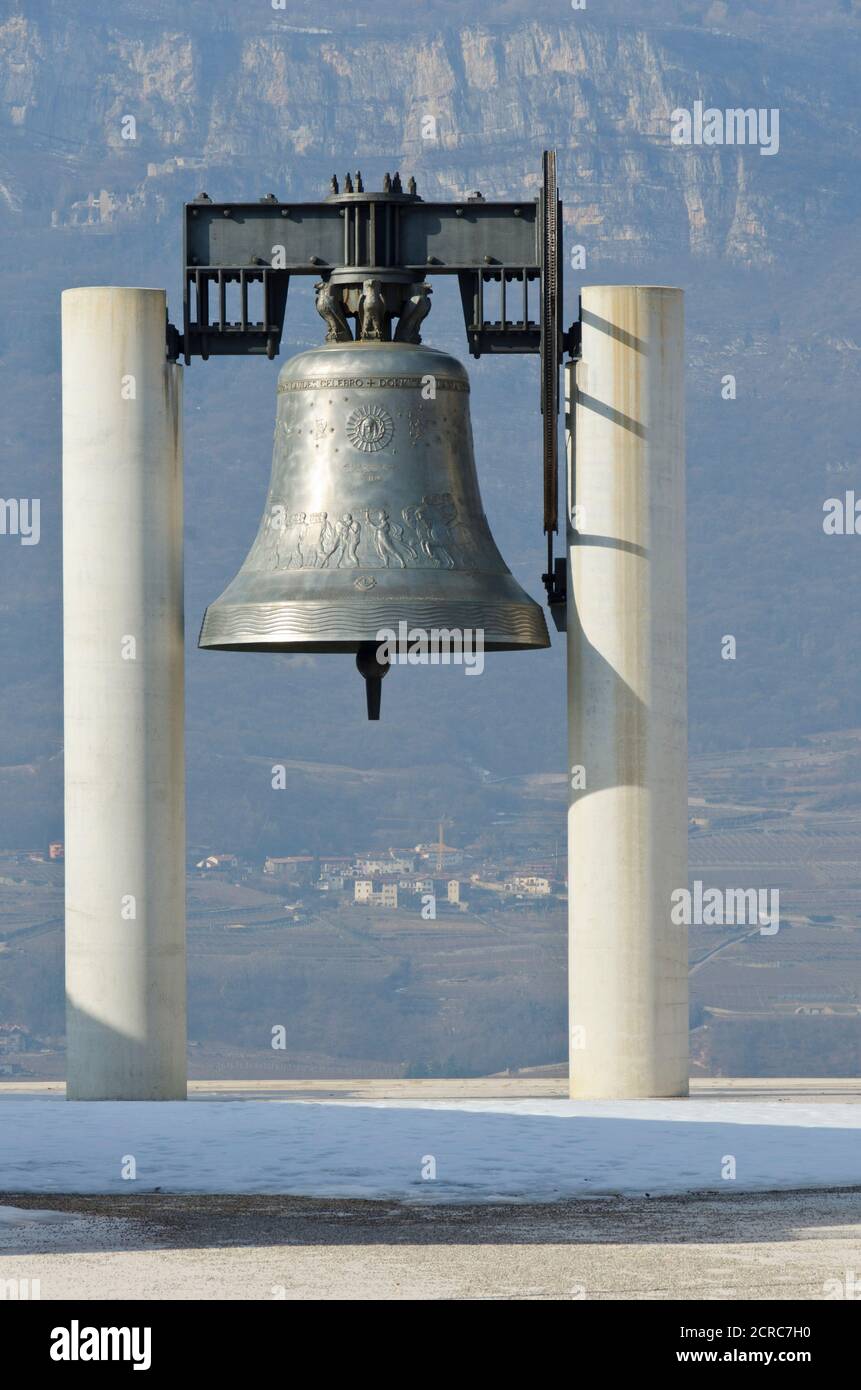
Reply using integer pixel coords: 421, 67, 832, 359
356, 642, 390, 721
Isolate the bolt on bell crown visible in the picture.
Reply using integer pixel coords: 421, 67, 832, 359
198, 338, 549, 655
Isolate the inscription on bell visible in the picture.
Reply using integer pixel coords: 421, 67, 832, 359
278, 375, 469, 393
346, 404, 394, 453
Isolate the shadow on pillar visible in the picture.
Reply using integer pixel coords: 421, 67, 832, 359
65, 1002, 187, 1101
567, 591, 651, 797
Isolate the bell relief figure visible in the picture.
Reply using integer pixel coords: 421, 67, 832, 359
268, 504, 287, 569
399, 507, 422, 561
333, 513, 361, 567
311, 511, 337, 568
367, 509, 406, 568
285, 512, 308, 568
415, 496, 455, 569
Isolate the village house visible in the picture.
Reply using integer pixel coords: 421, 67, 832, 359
264, 855, 317, 884
505, 874, 552, 897
195, 853, 239, 872
319, 855, 354, 877
0, 1024, 30, 1054
355, 853, 415, 876
354, 877, 398, 909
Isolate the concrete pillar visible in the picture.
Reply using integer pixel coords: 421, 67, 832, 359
567, 286, 687, 1099
62, 287, 186, 1100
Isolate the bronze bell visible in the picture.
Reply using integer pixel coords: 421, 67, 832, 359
199, 335, 550, 714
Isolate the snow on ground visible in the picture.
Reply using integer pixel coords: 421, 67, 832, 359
0, 1205, 75, 1226
0, 1096, 859, 1202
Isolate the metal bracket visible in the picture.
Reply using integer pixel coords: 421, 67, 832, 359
165, 319, 183, 363
542, 304, 582, 625
182, 177, 546, 364
542, 556, 568, 633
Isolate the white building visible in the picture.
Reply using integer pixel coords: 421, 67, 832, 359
355, 854, 414, 875
354, 878, 398, 908
396, 876, 461, 904
506, 875, 552, 897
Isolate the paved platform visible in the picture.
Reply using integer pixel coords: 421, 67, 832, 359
1, 1188, 859, 1300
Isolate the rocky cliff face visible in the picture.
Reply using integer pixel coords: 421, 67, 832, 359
0, 3, 856, 267
0, 0, 860, 845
